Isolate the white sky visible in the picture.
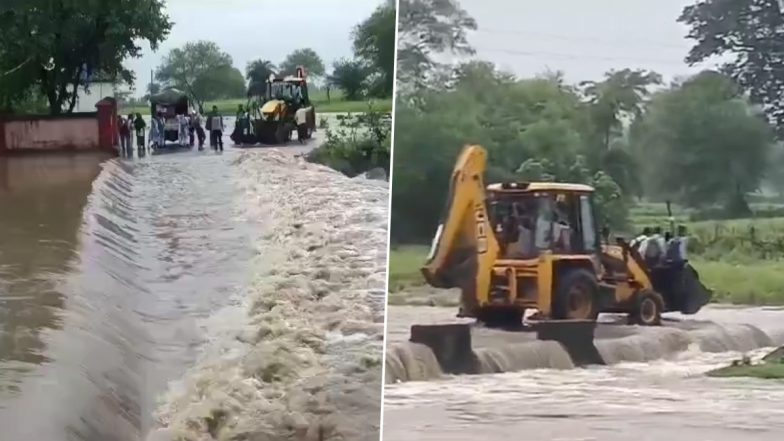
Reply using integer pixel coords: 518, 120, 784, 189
452, 0, 722, 84
125, 0, 384, 96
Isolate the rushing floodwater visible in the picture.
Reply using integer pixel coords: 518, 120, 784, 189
0, 133, 386, 441
0, 149, 259, 440
384, 304, 784, 441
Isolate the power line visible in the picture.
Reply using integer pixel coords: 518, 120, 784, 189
474, 46, 712, 67
473, 27, 690, 51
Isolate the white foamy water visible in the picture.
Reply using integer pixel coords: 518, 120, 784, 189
384, 304, 784, 441
147, 151, 388, 441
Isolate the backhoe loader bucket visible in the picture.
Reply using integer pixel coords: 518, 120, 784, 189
679, 264, 713, 315
534, 319, 605, 366
410, 324, 478, 374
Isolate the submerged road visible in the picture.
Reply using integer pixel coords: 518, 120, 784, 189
0, 147, 259, 440
384, 303, 784, 441
0, 118, 386, 441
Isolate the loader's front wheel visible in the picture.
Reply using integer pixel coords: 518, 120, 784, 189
553, 269, 598, 321
628, 290, 663, 326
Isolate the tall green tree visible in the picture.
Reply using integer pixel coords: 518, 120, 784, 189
278, 48, 325, 79
156, 41, 238, 110
580, 69, 662, 153
0, 0, 171, 114
328, 59, 369, 100
397, 0, 477, 91
631, 71, 773, 215
353, 0, 396, 97
246, 59, 276, 97
192, 65, 247, 101
390, 63, 631, 242
679, 0, 784, 136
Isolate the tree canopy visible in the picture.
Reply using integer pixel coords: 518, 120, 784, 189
679, 0, 784, 136
246, 59, 276, 97
353, 1, 396, 97
388, 0, 782, 245
328, 59, 368, 101
397, 0, 477, 92
279, 48, 325, 79
0, 0, 171, 114
631, 71, 773, 215
156, 41, 244, 110
391, 64, 776, 242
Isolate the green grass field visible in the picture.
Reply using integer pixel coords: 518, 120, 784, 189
707, 349, 784, 379
119, 89, 392, 115
629, 201, 784, 231
707, 362, 784, 379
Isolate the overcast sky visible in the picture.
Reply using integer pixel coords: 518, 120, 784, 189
125, 0, 384, 96
452, 0, 721, 84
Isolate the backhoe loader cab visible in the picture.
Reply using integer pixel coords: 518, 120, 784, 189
486, 182, 600, 261
421, 144, 712, 328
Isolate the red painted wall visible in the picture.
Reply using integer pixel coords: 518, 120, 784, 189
0, 98, 118, 155
1, 117, 99, 152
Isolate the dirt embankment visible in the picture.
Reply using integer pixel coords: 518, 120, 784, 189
147, 150, 388, 441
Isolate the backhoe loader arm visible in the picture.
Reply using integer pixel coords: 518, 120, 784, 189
421, 145, 500, 309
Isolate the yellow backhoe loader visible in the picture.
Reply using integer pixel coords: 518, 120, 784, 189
236, 66, 316, 145
421, 144, 712, 328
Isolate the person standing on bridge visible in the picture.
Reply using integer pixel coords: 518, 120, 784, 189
177, 113, 189, 147
209, 106, 224, 151
193, 107, 206, 150
118, 114, 132, 157
134, 113, 146, 154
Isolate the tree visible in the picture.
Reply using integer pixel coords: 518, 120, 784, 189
390, 62, 631, 242
353, 1, 396, 97
631, 71, 773, 215
156, 41, 238, 110
580, 69, 662, 153
246, 59, 276, 96
397, 0, 477, 91
679, 0, 784, 136
328, 59, 368, 100
192, 65, 247, 101
278, 48, 325, 79
0, 0, 171, 114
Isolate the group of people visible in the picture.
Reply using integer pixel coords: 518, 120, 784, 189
630, 225, 688, 266
117, 113, 148, 157
116, 106, 226, 157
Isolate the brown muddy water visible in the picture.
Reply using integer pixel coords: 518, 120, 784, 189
384, 303, 784, 441
0, 139, 386, 440
0, 149, 258, 440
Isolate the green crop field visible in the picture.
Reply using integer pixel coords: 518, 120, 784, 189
119, 89, 392, 116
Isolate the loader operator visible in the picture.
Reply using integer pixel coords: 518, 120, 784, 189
535, 198, 554, 250
552, 200, 572, 251
506, 203, 536, 258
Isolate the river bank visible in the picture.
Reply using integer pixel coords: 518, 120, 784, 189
147, 150, 388, 440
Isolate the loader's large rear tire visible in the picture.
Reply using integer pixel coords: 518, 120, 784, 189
628, 290, 663, 326
274, 123, 293, 145
553, 269, 598, 321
